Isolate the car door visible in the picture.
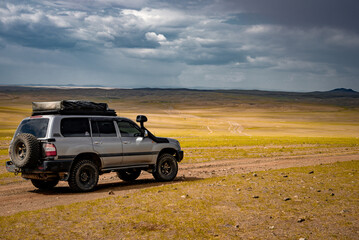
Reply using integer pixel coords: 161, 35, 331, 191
91, 118, 123, 168
56, 117, 93, 158
117, 120, 156, 165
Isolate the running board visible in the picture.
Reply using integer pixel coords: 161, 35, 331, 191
102, 164, 151, 172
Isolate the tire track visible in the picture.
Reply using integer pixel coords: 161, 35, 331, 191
0, 153, 358, 216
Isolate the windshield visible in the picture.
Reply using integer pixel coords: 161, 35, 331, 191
15, 118, 49, 138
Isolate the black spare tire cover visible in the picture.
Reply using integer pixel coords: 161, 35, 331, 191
10, 133, 40, 168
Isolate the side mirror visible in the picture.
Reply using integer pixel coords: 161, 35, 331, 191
136, 115, 147, 123
136, 115, 147, 129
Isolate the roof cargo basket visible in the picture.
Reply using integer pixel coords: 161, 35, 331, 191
32, 100, 117, 116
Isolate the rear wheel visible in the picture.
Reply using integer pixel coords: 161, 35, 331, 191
116, 169, 141, 182
68, 160, 99, 192
153, 153, 178, 181
31, 179, 59, 190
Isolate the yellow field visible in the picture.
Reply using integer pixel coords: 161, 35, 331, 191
1, 87, 359, 138
0, 87, 358, 180
0, 87, 358, 239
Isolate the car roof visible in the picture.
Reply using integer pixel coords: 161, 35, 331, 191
25, 115, 133, 122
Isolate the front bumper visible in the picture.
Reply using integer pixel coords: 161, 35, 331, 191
6, 160, 72, 173
178, 150, 184, 162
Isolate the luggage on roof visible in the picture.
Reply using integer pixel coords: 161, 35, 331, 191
32, 100, 117, 116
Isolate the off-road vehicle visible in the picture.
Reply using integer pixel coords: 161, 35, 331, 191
6, 100, 183, 192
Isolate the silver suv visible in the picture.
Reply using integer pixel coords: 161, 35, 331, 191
6, 101, 183, 192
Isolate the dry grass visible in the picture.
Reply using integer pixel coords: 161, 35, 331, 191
1, 87, 359, 138
1, 160, 358, 239
0, 87, 358, 238
0, 88, 359, 179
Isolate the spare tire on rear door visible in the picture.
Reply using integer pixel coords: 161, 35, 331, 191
10, 133, 40, 168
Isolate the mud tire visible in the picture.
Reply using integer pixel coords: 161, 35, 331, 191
68, 160, 99, 192
10, 133, 40, 168
153, 153, 178, 181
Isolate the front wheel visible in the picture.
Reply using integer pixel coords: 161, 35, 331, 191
153, 153, 178, 181
68, 160, 99, 192
31, 179, 59, 190
116, 169, 141, 182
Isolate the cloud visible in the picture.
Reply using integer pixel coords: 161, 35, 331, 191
122, 7, 199, 28
0, 0, 358, 91
35, 0, 149, 10
145, 32, 166, 42
0, 3, 203, 49
213, 0, 359, 33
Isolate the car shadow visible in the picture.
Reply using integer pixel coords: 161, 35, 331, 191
30, 176, 203, 195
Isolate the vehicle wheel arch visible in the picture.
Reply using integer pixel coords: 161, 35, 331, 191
157, 148, 179, 162
70, 152, 102, 172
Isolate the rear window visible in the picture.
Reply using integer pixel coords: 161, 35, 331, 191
15, 118, 49, 138
61, 118, 91, 137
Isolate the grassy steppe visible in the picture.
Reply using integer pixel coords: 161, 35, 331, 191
1, 161, 358, 239
1, 87, 359, 138
0, 87, 358, 238
0, 87, 358, 182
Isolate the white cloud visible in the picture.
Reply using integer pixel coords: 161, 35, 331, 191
0, 4, 42, 24
122, 8, 198, 28
145, 32, 167, 42
245, 25, 273, 34
46, 15, 71, 27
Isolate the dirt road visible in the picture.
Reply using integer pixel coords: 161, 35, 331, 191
1, 152, 358, 216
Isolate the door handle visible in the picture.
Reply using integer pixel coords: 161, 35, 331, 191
123, 141, 130, 144
93, 141, 102, 145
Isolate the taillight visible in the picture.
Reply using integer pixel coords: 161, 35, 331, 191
44, 143, 57, 157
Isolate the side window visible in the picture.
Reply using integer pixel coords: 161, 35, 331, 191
117, 121, 142, 137
61, 118, 90, 137
91, 120, 117, 137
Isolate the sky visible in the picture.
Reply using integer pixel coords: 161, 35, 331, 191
0, 0, 359, 92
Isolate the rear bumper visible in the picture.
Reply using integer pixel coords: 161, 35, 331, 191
43, 160, 72, 172
6, 160, 72, 173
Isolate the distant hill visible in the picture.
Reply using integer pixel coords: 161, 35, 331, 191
4, 85, 358, 95
310, 88, 359, 98
0, 85, 358, 107
328, 88, 357, 93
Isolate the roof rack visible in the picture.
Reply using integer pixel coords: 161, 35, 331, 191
32, 100, 117, 116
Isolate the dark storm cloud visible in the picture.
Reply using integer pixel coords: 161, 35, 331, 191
224, 13, 271, 26
0, 0, 358, 91
0, 22, 77, 49
219, 0, 359, 32
0, 5, 167, 51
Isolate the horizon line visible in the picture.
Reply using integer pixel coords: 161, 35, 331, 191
0, 84, 358, 94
